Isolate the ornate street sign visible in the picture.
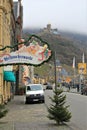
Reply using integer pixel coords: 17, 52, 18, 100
0, 35, 52, 66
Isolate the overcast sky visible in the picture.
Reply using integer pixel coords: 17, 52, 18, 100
14, 0, 87, 35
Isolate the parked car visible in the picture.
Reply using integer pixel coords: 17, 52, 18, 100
43, 82, 52, 90
46, 85, 53, 90
25, 84, 45, 103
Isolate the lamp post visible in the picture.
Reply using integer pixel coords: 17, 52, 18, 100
54, 51, 57, 90
79, 68, 84, 93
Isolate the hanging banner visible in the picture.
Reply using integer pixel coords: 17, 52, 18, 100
0, 37, 51, 66
78, 63, 86, 75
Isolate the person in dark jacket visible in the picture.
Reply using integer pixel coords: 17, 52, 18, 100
77, 84, 79, 92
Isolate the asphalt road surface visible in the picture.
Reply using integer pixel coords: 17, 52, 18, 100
65, 92, 87, 130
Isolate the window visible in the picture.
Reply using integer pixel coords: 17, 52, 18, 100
30, 85, 42, 91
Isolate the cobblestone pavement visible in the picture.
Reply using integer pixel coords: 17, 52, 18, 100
0, 95, 78, 130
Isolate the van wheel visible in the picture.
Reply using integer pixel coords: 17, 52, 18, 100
25, 100, 28, 104
42, 100, 45, 103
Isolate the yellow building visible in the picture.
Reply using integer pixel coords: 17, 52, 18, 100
0, 0, 15, 104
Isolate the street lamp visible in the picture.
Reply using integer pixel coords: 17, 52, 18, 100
53, 51, 57, 90
79, 68, 84, 93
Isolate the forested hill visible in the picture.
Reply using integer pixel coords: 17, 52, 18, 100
59, 31, 87, 50
23, 29, 87, 67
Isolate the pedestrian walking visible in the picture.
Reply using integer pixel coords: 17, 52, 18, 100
77, 84, 79, 92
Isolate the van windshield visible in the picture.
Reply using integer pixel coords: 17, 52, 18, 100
27, 85, 43, 91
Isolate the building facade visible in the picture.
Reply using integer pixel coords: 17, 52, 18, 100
13, 0, 24, 94
0, 0, 16, 104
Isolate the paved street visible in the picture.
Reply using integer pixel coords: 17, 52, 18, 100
0, 89, 87, 130
66, 92, 87, 130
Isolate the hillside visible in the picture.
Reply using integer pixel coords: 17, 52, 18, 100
37, 32, 87, 66
59, 31, 87, 50
23, 29, 87, 67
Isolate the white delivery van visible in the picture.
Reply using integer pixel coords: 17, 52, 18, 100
25, 84, 45, 104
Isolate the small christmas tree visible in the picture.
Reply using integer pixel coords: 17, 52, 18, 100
0, 104, 8, 119
47, 88, 71, 125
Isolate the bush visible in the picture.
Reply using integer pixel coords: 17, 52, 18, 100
0, 104, 8, 119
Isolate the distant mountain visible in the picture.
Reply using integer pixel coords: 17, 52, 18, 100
23, 28, 87, 42
23, 28, 87, 67
23, 28, 40, 35
59, 31, 87, 41
59, 31, 87, 50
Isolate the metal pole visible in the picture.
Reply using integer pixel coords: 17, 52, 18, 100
73, 67, 76, 88
30, 66, 34, 84
54, 51, 57, 90
79, 74, 81, 93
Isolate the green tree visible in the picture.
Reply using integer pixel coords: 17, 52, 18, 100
0, 104, 8, 119
47, 88, 71, 125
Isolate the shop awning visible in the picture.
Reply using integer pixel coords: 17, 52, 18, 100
4, 71, 16, 82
